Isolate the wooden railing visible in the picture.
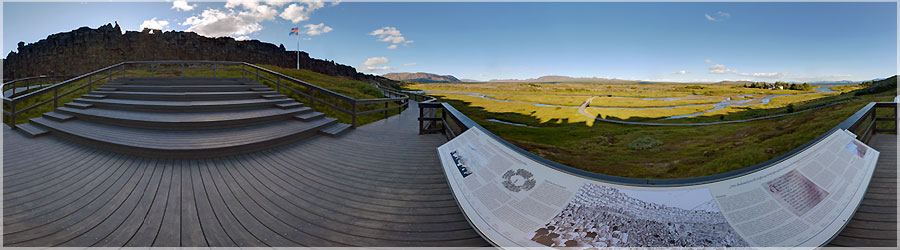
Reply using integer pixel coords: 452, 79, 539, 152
419, 100, 898, 185
2, 75, 73, 98
4, 60, 411, 129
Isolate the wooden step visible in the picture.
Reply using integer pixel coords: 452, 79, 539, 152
251, 88, 272, 91
262, 94, 286, 99
57, 106, 312, 130
72, 98, 293, 112
29, 116, 338, 158
104, 85, 265, 92
319, 122, 352, 137
43, 112, 76, 122
293, 111, 324, 121
15, 123, 49, 138
64, 102, 93, 109
90, 90, 278, 101
275, 102, 303, 109
81, 94, 107, 99
112, 77, 253, 85
94, 87, 117, 91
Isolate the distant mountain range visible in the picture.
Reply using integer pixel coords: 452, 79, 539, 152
488, 75, 642, 84
384, 71, 884, 85
382, 72, 461, 83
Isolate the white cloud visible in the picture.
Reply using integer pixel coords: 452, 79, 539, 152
182, 9, 262, 37
234, 35, 251, 41
280, 0, 326, 23
225, 0, 258, 9
708, 64, 736, 74
403, 62, 417, 66
369, 26, 414, 49
140, 18, 170, 32
361, 57, 393, 72
738, 72, 790, 78
264, 0, 292, 7
331, 0, 341, 6
172, 0, 197, 11
304, 23, 332, 36
705, 59, 788, 79
705, 11, 731, 22
672, 70, 689, 75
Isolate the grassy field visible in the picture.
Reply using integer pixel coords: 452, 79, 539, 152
3, 64, 399, 127
417, 82, 817, 98
413, 82, 893, 178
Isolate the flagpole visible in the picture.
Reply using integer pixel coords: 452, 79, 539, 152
296, 29, 300, 70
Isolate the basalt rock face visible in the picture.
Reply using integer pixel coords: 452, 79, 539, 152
3, 23, 395, 85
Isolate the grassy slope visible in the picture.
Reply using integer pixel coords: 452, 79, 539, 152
419, 82, 895, 179
4, 65, 396, 126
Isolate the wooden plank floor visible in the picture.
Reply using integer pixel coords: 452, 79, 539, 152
827, 134, 897, 247
3, 101, 490, 247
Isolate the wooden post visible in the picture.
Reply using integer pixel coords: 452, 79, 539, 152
384, 102, 389, 119
441, 106, 447, 135
88, 75, 92, 92
182, 63, 186, 77
53, 87, 58, 110
256, 68, 260, 82
214, 64, 218, 77
10, 101, 16, 129
352, 100, 358, 128
277, 78, 281, 93
122, 64, 126, 77
108, 67, 112, 81
150, 64, 154, 77
242, 64, 246, 78
419, 104, 424, 134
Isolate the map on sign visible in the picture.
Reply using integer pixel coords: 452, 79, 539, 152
438, 127, 879, 247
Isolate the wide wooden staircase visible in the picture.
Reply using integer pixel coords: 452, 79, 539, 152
16, 77, 352, 158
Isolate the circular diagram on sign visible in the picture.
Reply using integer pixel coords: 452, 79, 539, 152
501, 168, 536, 192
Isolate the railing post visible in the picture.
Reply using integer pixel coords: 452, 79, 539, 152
242, 64, 246, 78
384, 102, 389, 119
352, 100, 358, 128
277, 78, 281, 93
441, 106, 447, 135
214, 63, 218, 77
256, 68, 260, 82
88, 75, 92, 92
122, 64, 126, 77
150, 64, 154, 77
108, 67, 112, 81
182, 63, 186, 77
53, 87, 58, 110
10, 101, 16, 129
419, 104, 424, 134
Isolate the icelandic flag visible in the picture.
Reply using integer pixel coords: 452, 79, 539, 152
289, 27, 299, 35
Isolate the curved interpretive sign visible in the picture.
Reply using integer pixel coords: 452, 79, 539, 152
438, 127, 879, 247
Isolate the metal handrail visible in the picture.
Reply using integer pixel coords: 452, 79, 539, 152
4, 60, 412, 129
419, 100, 898, 186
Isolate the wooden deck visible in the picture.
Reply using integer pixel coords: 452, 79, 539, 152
4, 99, 896, 247
2, 102, 490, 247
827, 133, 897, 247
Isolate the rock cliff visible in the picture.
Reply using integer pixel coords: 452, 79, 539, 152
3, 22, 395, 85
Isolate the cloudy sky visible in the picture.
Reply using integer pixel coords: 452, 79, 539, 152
3, 1, 897, 82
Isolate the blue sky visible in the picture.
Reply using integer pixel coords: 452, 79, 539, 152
3, 1, 897, 82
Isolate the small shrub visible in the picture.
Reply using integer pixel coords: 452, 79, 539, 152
628, 137, 663, 150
